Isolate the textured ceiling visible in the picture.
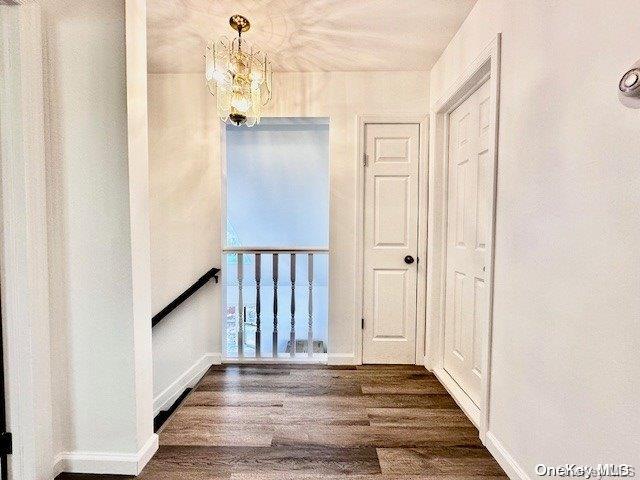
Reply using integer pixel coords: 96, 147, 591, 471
147, 0, 477, 73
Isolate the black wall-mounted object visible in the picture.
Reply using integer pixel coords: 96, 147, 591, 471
152, 267, 220, 328
154, 388, 192, 432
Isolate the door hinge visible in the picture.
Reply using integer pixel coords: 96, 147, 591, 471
363, 153, 369, 167
361, 317, 365, 330
0, 432, 12, 455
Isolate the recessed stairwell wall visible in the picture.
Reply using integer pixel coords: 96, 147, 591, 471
147, 71, 429, 391
147, 74, 222, 413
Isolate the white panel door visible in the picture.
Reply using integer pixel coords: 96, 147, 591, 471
362, 123, 420, 364
443, 80, 491, 405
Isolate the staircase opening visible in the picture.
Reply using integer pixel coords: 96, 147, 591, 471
223, 117, 330, 361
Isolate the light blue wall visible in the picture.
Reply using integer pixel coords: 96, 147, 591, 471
224, 118, 330, 355
226, 118, 329, 250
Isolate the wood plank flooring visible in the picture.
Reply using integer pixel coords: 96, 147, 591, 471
57, 364, 507, 480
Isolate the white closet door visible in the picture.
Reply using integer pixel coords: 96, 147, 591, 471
443, 80, 491, 405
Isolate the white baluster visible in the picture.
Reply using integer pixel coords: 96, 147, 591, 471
307, 253, 314, 357
237, 253, 244, 357
290, 253, 296, 357
272, 254, 278, 357
255, 253, 261, 357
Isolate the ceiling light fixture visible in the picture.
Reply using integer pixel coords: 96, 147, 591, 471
205, 14, 273, 127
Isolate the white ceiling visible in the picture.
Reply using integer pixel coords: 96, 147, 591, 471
147, 0, 477, 73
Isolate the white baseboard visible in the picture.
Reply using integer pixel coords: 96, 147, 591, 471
327, 353, 358, 365
136, 433, 159, 473
54, 433, 158, 476
153, 352, 221, 416
432, 366, 481, 429
422, 355, 432, 370
223, 353, 327, 364
485, 431, 530, 480
423, 364, 526, 480
54, 351, 220, 476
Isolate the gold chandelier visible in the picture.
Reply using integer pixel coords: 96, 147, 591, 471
205, 15, 273, 127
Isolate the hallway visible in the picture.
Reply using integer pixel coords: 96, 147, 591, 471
63, 364, 506, 479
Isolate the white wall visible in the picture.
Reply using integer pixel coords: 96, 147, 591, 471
44, 0, 155, 474
147, 74, 221, 410
430, 0, 640, 475
148, 70, 429, 370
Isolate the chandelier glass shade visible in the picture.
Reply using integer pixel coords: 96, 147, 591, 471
205, 15, 273, 127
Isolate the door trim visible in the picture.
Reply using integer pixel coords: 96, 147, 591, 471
355, 114, 429, 366
426, 34, 501, 440
0, 3, 53, 479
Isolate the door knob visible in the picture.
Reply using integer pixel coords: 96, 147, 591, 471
404, 255, 415, 264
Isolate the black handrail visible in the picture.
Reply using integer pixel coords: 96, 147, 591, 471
152, 267, 220, 328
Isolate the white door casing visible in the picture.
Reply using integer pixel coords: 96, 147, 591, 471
443, 79, 491, 406
1, 3, 54, 479
362, 123, 420, 364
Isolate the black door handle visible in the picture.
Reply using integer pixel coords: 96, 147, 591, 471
404, 255, 415, 264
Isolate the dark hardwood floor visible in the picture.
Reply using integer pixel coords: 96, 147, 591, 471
58, 364, 507, 480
